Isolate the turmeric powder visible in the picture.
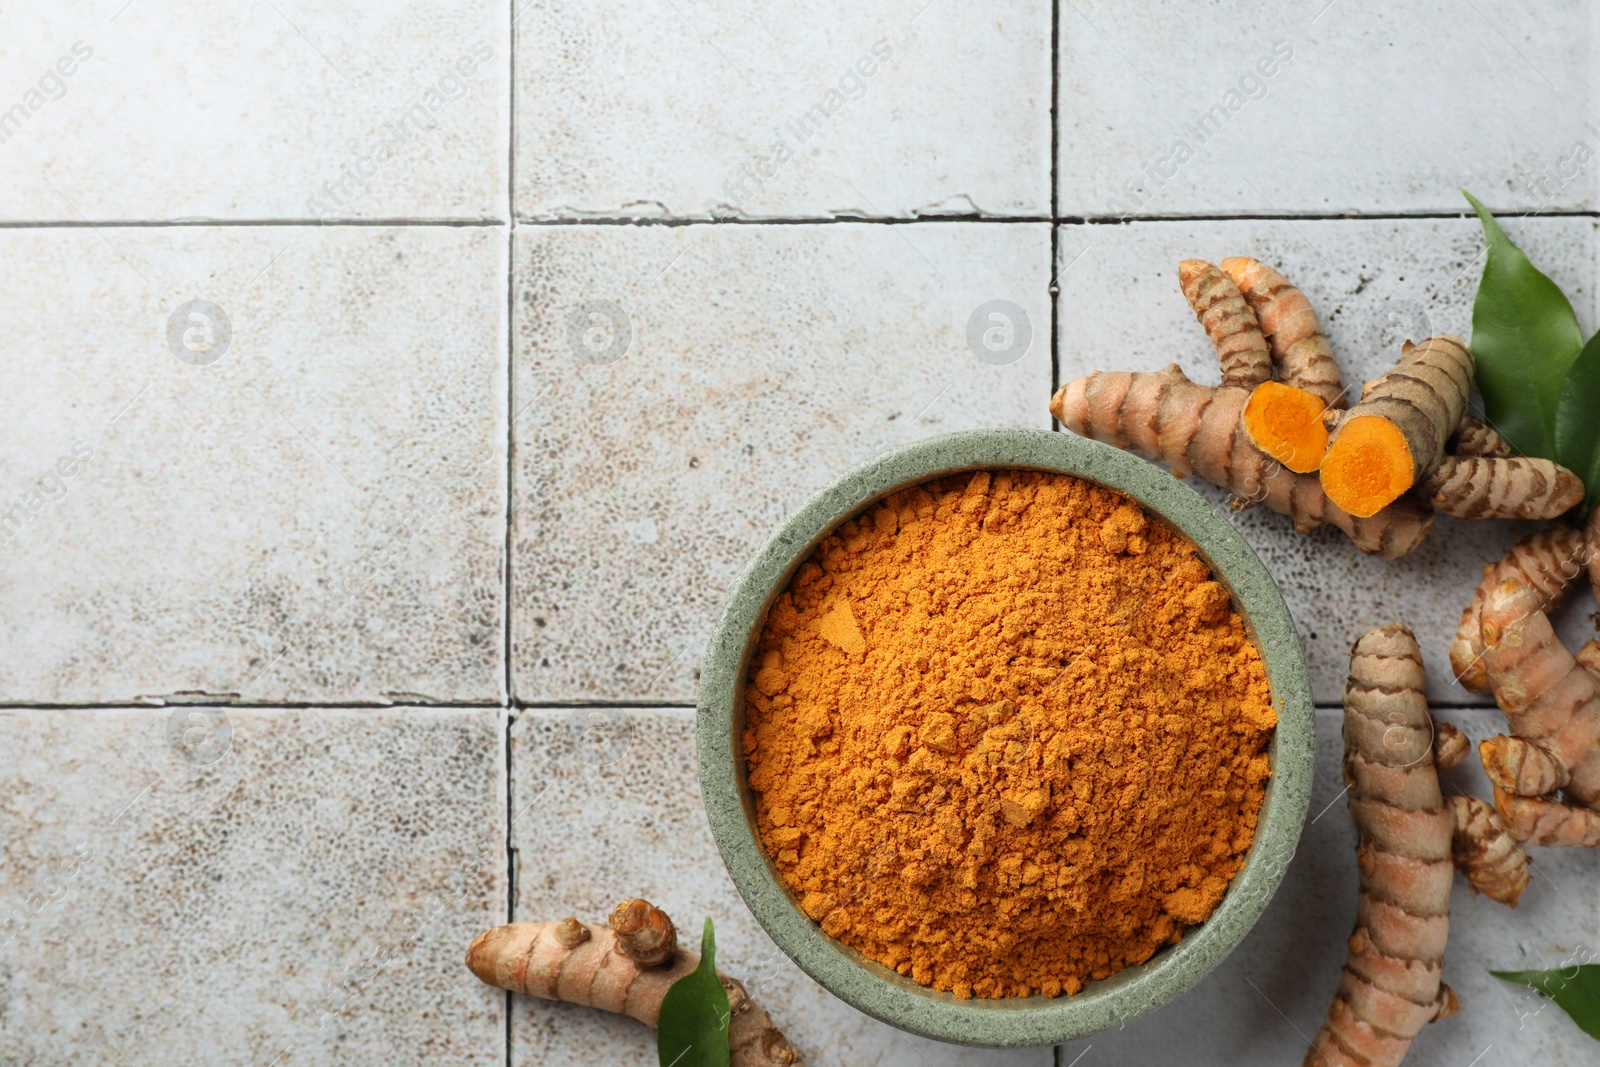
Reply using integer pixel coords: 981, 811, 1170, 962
742, 469, 1276, 999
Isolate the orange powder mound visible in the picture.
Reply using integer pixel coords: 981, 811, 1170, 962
742, 469, 1276, 999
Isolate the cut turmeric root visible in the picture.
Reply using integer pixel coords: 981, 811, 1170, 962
1320, 338, 1474, 518
1320, 415, 1419, 519
467, 899, 806, 1067
1055, 257, 1588, 556
1241, 380, 1330, 474
1050, 366, 1433, 558
1220, 256, 1345, 408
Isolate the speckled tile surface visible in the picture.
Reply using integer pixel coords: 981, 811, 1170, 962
0, 3, 508, 221
0, 225, 507, 705
510, 222, 1051, 703
1058, 708, 1600, 1066
508, 707, 1050, 1066
1058, 1, 1598, 216
4, 1, 1600, 1063
1056, 216, 1600, 706
513, 1, 1051, 220
0, 706, 506, 1066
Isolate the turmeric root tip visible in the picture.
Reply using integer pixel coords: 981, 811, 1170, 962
1242, 381, 1330, 473
1479, 735, 1566, 797
1449, 794, 1530, 906
1578, 640, 1600, 681
1178, 259, 1273, 391
1319, 414, 1416, 518
1419, 454, 1585, 520
610, 897, 678, 967
1432, 720, 1470, 770
1451, 416, 1514, 459
1495, 789, 1600, 847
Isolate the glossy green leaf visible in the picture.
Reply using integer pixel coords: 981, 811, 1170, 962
1491, 964, 1600, 1041
657, 918, 730, 1067
1555, 331, 1600, 510
1465, 190, 1585, 459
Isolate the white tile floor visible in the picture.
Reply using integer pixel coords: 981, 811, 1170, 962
2, 2, 1598, 1064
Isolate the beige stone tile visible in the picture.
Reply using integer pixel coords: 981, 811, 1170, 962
1059, 1, 1597, 216
1055, 216, 1600, 704
0, 225, 507, 704
508, 706, 1050, 1066
0, 706, 507, 1066
0, 3, 507, 221
511, 222, 1051, 702
514, 0, 1050, 219
1059, 708, 1600, 1065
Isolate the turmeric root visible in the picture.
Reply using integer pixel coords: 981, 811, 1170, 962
1438, 723, 1531, 905
1178, 259, 1272, 391
1416, 454, 1585, 520
611, 896, 678, 965
1432, 721, 1470, 770
1220, 257, 1345, 408
1449, 525, 1590, 692
1480, 579, 1600, 811
1448, 794, 1530, 906
1579, 639, 1600, 680
1050, 366, 1433, 558
1479, 736, 1565, 798
1493, 789, 1600, 847
1305, 624, 1456, 1067
467, 899, 805, 1067
1320, 338, 1474, 518
1242, 381, 1330, 474
1450, 417, 1513, 459
1057, 257, 1588, 556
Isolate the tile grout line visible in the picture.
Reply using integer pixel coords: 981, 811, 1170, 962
4, 209, 1600, 231
1049, 0, 1062, 432
0, 701, 509, 710
504, 2, 519, 1063
502, 0, 519, 717
0, 218, 509, 228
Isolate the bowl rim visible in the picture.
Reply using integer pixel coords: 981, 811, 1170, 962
696, 427, 1314, 1048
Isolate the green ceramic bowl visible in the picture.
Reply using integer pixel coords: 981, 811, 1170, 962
697, 428, 1313, 1048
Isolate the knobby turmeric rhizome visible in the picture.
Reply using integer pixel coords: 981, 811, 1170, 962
743, 469, 1275, 999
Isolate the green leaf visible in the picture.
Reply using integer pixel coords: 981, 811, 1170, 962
1465, 190, 1585, 459
1555, 331, 1600, 510
657, 918, 730, 1067
1491, 964, 1600, 1040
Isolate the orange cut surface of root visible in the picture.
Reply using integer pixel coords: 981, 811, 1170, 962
1321, 415, 1416, 518
1242, 381, 1330, 473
